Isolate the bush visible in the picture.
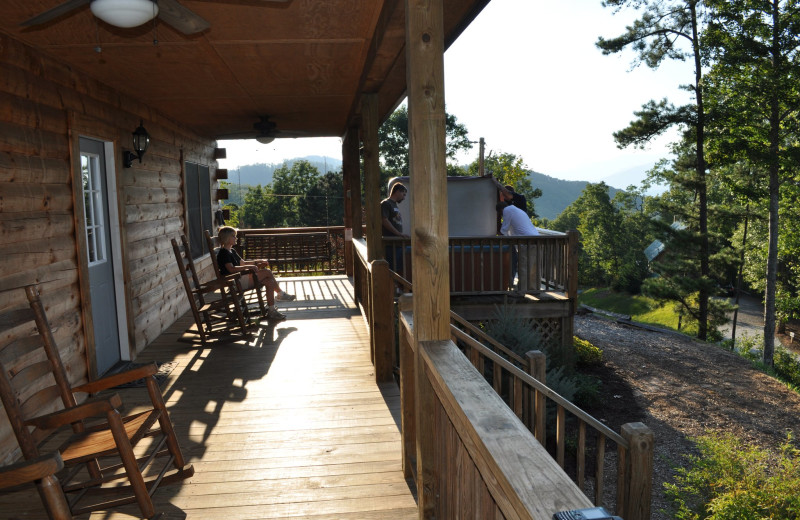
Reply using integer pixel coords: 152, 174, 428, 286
665, 432, 800, 519
575, 336, 603, 365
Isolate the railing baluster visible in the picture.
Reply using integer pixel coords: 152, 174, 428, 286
557, 404, 565, 468
595, 435, 606, 506
513, 375, 523, 419
577, 421, 586, 489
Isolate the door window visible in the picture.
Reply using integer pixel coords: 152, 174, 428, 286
81, 153, 107, 266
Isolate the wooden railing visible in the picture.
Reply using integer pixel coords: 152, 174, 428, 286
448, 312, 654, 519
352, 239, 653, 519
384, 231, 578, 297
236, 226, 347, 275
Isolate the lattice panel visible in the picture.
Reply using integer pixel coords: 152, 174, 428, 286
530, 317, 562, 351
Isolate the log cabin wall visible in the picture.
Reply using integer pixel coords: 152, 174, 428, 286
0, 32, 219, 464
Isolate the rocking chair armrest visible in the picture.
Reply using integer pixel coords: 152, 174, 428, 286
0, 452, 64, 489
25, 394, 123, 430
197, 278, 235, 293
72, 363, 158, 394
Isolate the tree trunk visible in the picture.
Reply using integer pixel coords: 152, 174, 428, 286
691, 2, 709, 341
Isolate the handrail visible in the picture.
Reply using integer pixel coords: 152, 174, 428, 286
449, 325, 627, 447
449, 310, 527, 367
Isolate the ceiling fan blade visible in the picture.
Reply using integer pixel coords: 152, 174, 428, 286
20, 0, 91, 27
157, 0, 210, 34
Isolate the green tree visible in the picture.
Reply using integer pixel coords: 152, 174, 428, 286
270, 160, 322, 227
238, 185, 273, 228
703, 0, 800, 364
300, 170, 345, 227
466, 152, 543, 218
598, 0, 714, 339
378, 104, 473, 187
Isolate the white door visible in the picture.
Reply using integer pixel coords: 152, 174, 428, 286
80, 137, 122, 375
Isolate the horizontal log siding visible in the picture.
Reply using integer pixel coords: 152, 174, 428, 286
0, 32, 218, 462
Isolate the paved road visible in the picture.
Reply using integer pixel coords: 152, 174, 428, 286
720, 293, 781, 347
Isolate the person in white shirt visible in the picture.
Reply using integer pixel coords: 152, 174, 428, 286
497, 201, 539, 292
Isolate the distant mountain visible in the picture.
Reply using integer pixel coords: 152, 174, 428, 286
530, 171, 621, 221
227, 156, 342, 187
227, 156, 638, 222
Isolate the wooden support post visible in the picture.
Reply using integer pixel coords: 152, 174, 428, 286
362, 94, 382, 262
406, 0, 448, 517
617, 422, 654, 520
371, 259, 394, 382
527, 350, 546, 446
343, 125, 361, 277
399, 301, 416, 480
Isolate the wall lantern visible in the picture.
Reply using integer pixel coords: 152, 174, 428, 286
90, 0, 159, 28
123, 120, 150, 168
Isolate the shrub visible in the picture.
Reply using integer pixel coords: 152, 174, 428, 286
575, 336, 603, 365
665, 431, 800, 519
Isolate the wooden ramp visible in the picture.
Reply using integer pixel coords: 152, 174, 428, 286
1, 276, 417, 519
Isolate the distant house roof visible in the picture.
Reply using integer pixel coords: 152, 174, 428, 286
644, 221, 686, 262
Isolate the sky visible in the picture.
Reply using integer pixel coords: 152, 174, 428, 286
219, 0, 692, 185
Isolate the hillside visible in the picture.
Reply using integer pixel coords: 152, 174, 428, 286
225, 156, 625, 221
530, 171, 620, 220
227, 156, 342, 187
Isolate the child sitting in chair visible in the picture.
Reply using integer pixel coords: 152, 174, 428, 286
217, 226, 295, 321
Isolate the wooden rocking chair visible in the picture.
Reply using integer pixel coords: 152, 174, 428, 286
0, 285, 194, 518
171, 234, 249, 346
204, 230, 267, 317
0, 452, 71, 519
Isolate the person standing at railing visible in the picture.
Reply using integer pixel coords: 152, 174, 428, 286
381, 182, 409, 274
497, 200, 539, 293
217, 226, 295, 321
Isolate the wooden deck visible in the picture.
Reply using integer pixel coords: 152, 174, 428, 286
2, 275, 418, 519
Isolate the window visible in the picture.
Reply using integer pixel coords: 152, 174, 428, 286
185, 162, 212, 259
81, 153, 107, 265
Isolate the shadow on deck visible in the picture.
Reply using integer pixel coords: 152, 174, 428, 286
3, 275, 417, 519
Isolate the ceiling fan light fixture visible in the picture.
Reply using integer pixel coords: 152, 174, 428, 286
90, 0, 159, 28
256, 135, 275, 144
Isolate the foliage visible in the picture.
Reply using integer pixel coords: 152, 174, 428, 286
574, 337, 603, 365
598, 0, 714, 340
466, 152, 542, 218
703, 0, 800, 365
552, 183, 651, 292
377, 104, 472, 190
665, 431, 800, 519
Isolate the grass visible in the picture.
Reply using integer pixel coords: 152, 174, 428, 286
578, 287, 698, 335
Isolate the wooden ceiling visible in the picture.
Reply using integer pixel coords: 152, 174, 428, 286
1, 0, 489, 141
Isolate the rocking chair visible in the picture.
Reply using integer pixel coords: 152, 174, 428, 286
0, 285, 194, 518
172, 234, 249, 345
204, 229, 267, 317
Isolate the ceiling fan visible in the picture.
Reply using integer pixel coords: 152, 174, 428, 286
20, 0, 290, 35
222, 116, 307, 144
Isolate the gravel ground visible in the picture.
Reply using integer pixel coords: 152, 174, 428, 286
575, 313, 800, 519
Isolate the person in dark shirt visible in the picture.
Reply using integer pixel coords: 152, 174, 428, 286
380, 182, 408, 273
217, 226, 295, 321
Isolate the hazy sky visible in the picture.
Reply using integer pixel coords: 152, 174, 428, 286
219, 0, 691, 183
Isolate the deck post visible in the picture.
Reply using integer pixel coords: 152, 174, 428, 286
361, 94, 383, 263
371, 259, 394, 382
342, 125, 361, 277
617, 422, 654, 520
398, 296, 416, 480
406, 0, 449, 516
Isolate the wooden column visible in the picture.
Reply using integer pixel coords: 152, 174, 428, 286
342, 125, 361, 276
371, 259, 394, 382
362, 94, 383, 262
618, 422, 654, 520
406, 0, 449, 517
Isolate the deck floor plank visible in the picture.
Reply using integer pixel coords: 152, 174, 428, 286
0, 275, 416, 519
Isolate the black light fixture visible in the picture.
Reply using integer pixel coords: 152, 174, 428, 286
123, 120, 151, 168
